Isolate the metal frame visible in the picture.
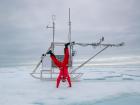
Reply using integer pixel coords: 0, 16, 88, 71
30, 8, 124, 81
30, 41, 84, 81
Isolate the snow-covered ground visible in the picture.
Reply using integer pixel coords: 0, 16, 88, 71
0, 65, 140, 105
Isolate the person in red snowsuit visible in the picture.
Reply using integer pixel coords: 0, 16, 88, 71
47, 43, 72, 88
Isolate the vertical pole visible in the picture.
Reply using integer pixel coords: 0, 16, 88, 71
68, 8, 71, 43
52, 15, 55, 74
46, 15, 55, 78
68, 8, 72, 71
52, 15, 55, 53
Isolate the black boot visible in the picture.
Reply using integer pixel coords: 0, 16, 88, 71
47, 50, 52, 54
65, 42, 70, 48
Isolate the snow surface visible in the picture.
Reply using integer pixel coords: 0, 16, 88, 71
0, 66, 140, 105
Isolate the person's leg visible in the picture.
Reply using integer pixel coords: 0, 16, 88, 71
50, 55, 62, 68
63, 42, 75, 66
67, 75, 72, 87
63, 47, 69, 65
47, 50, 62, 67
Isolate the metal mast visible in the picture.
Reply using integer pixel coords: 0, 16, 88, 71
46, 15, 55, 74
47, 15, 55, 52
68, 8, 71, 43
68, 8, 73, 70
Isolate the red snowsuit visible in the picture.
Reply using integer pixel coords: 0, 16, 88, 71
50, 47, 71, 88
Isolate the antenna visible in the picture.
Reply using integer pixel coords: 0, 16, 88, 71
68, 8, 73, 71
68, 8, 71, 43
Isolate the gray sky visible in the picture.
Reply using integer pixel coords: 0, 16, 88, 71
0, 0, 140, 66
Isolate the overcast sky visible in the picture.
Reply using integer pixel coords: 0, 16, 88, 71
0, 0, 140, 66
